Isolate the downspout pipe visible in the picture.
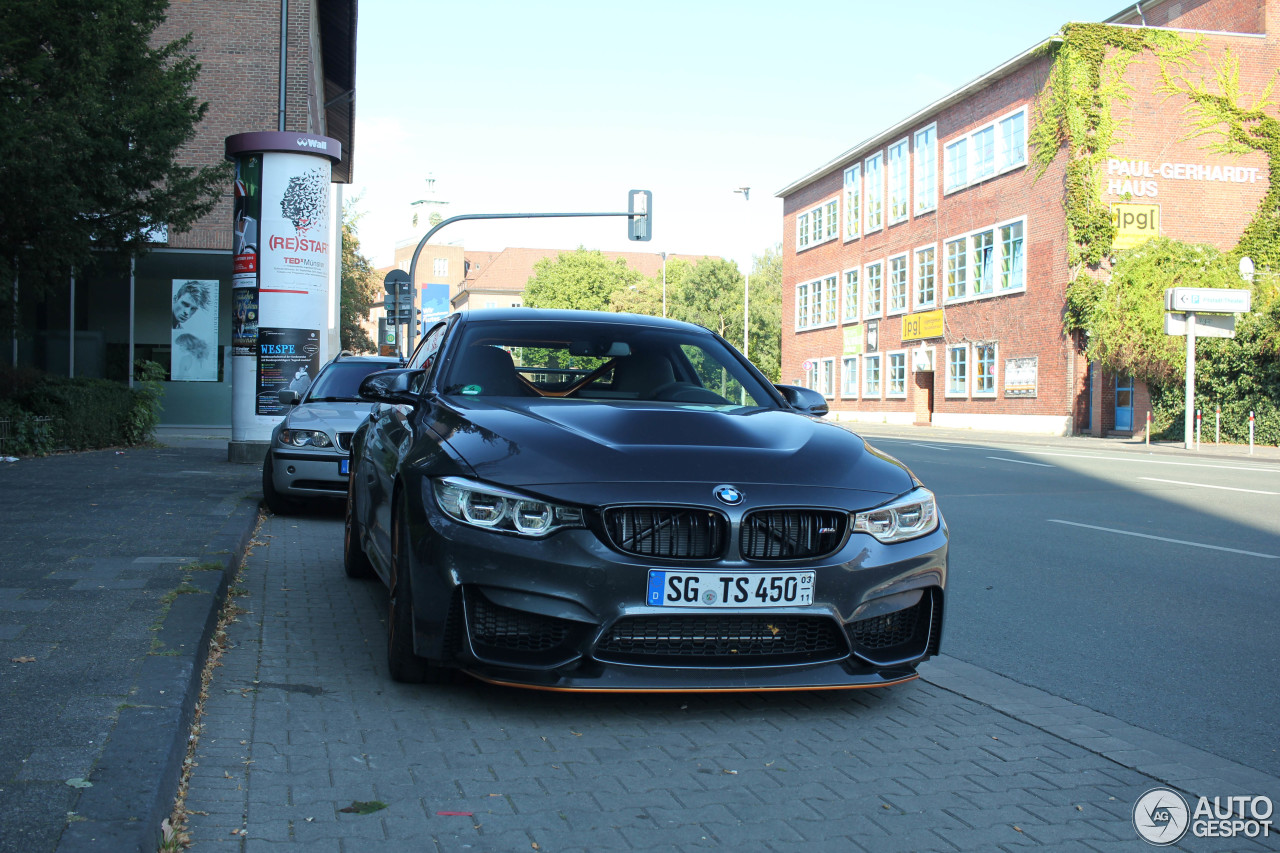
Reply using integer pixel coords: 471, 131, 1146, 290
278, 0, 288, 131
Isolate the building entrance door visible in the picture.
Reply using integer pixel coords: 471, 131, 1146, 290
1115, 372, 1133, 432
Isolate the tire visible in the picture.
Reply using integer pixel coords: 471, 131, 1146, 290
387, 497, 445, 684
261, 451, 299, 515
343, 470, 375, 580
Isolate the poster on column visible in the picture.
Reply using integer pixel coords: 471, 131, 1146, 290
256, 327, 320, 416
260, 151, 331, 297
231, 154, 261, 357
171, 279, 220, 381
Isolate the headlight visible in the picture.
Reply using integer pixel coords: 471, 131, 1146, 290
853, 487, 938, 543
432, 477, 585, 537
278, 429, 333, 448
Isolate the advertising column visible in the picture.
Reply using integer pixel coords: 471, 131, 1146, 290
224, 132, 342, 461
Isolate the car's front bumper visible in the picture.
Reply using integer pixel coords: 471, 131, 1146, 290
270, 448, 350, 498
405, 492, 948, 692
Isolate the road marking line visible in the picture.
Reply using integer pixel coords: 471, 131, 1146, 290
912, 443, 953, 451
1014, 450, 1280, 475
986, 456, 1055, 468
1047, 519, 1279, 559
1138, 477, 1280, 495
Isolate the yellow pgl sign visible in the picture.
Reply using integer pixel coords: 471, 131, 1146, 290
901, 309, 944, 342
1111, 203, 1160, 250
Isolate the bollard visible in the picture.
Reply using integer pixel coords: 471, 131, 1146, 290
1216, 406, 1221, 445
1250, 410, 1255, 455
1195, 409, 1201, 449
1145, 410, 1151, 445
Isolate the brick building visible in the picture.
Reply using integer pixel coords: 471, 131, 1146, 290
9, 0, 356, 432
777, 0, 1274, 435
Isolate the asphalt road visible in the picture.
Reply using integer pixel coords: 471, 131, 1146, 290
859, 431, 1280, 779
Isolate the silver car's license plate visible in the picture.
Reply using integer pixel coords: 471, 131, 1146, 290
646, 570, 814, 608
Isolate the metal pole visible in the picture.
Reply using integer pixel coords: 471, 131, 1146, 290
1195, 409, 1201, 449
743, 266, 750, 359
128, 256, 135, 388
661, 252, 667, 319
1250, 411, 1255, 454
278, 0, 288, 132
1183, 312, 1196, 449
11, 260, 17, 367
68, 267, 75, 378
1215, 406, 1220, 445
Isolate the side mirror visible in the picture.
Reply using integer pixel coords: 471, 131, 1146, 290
775, 384, 829, 417
358, 369, 424, 406
277, 389, 301, 406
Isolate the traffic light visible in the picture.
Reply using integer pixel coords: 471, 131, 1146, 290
628, 189, 652, 241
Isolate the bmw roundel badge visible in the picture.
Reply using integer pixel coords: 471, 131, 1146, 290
714, 485, 743, 505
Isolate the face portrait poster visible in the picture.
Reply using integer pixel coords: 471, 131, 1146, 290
171, 279, 219, 381
256, 327, 320, 416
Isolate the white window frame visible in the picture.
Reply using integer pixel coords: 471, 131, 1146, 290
914, 244, 937, 309
843, 163, 862, 241
946, 343, 970, 397
864, 261, 883, 318
795, 281, 811, 330
797, 211, 811, 250
944, 237, 967, 302
914, 124, 937, 215
819, 357, 835, 399
864, 152, 884, 234
886, 350, 909, 398
823, 198, 839, 243
841, 356, 859, 398
797, 199, 839, 252
433, 257, 448, 277
863, 353, 882, 399
998, 217, 1026, 293
797, 275, 837, 330
804, 360, 818, 391
887, 253, 909, 317
943, 106, 1029, 195
819, 274, 839, 326
973, 341, 998, 397
842, 268, 860, 323
971, 228, 995, 296
887, 138, 910, 225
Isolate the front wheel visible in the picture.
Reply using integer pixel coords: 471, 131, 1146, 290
343, 469, 374, 580
387, 497, 452, 684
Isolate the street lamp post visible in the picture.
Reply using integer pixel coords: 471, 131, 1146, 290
661, 251, 667, 318
735, 187, 750, 358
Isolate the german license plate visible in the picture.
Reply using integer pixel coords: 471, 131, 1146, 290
646, 571, 814, 608
339, 458, 350, 475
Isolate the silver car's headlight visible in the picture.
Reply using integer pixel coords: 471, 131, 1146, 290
432, 477, 585, 537
853, 487, 938, 543
278, 429, 333, 448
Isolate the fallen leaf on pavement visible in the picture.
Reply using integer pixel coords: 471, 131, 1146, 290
10, 656, 35, 663
65, 778, 92, 788
339, 801, 387, 815
436, 811, 474, 817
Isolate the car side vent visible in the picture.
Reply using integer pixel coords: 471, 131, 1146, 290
740, 510, 847, 560
603, 507, 728, 559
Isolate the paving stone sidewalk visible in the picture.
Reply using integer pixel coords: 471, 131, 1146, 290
183, 512, 1280, 852
0, 443, 261, 853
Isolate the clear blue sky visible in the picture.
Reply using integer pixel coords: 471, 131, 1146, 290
349, 0, 1130, 271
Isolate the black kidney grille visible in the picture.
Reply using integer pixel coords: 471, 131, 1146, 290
848, 600, 924, 650
603, 507, 727, 559
467, 591, 571, 652
740, 510, 847, 560
595, 614, 846, 664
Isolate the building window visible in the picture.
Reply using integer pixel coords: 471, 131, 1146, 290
863, 354, 882, 398
974, 342, 997, 396
865, 261, 883, 317
796, 281, 811, 330
843, 268, 860, 322
804, 359, 818, 390
945, 238, 966, 301
914, 124, 937, 214
972, 229, 995, 295
972, 126, 995, 181
887, 254, 908, 315
944, 139, 967, 192
998, 110, 1026, 172
819, 358, 835, 398
820, 274, 838, 325
888, 139, 910, 224
844, 163, 861, 240
797, 201, 838, 251
914, 245, 936, 309
841, 356, 859, 397
943, 107, 1028, 194
798, 212, 810, 250
947, 344, 968, 396
887, 351, 908, 398
824, 199, 839, 242
864, 152, 884, 233
433, 257, 448, 277
999, 220, 1025, 291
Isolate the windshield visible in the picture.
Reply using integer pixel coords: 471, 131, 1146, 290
441, 319, 778, 410
305, 360, 399, 402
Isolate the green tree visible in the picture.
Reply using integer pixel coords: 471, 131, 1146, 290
340, 204, 381, 353
668, 257, 746, 348
745, 246, 783, 382
523, 247, 644, 311
0, 0, 229, 312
